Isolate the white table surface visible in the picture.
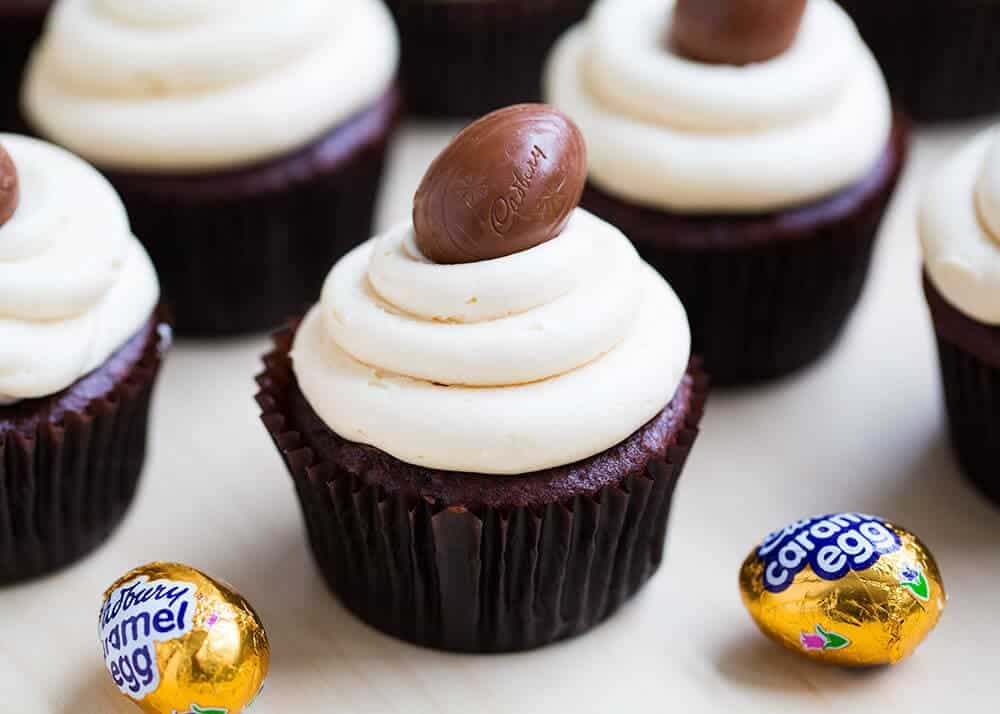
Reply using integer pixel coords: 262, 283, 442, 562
2, 117, 999, 713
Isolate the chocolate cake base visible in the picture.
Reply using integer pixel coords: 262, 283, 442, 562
103, 84, 403, 337
386, 0, 594, 117
0, 2, 49, 132
924, 275, 1000, 506
583, 115, 908, 386
257, 324, 707, 652
0, 307, 171, 584
837, 0, 1000, 121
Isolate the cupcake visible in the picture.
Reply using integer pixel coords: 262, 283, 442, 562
921, 128, 1000, 506
257, 105, 707, 652
0, 134, 169, 583
546, 0, 907, 384
21, 0, 402, 336
386, 0, 594, 117
836, 1, 1000, 121
0, 1, 50, 131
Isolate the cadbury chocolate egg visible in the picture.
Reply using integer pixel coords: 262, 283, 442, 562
739, 513, 945, 666
413, 103, 586, 265
99, 562, 270, 713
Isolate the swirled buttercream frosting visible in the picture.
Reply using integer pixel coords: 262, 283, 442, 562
291, 210, 691, 474
22, 0, 399, 172
921, 128, 1000, 326
545, 0, 892, 213
0, 134, 159, 403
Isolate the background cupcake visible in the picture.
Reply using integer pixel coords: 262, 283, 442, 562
258, 105, 707, 652
0, 0, 50, 131
0, 134, 169, 583
837, 0, 1000, 121
921, 127, 1000, 506
22, 0, 402, 336
386, 0, 594, 117
546, 0, 908, 384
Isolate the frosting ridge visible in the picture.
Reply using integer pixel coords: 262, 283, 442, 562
292, 209, 691, 474
22, 0, 399, 172
921, 128, 1000, 326
545, 0, 892, 213
0, 134, 159, 403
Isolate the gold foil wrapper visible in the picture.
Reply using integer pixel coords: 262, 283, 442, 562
100, 562, 270, 714
740, 514, 945, 667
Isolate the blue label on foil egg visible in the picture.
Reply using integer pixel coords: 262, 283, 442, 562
757, 513, 901, 593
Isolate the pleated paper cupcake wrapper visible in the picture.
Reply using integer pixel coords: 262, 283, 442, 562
257, 325, 707, 653
837, 0, 1000, 121
0, 8, 47, 132
386, 0, 594, 117
0, 315, 169, 585
105, 86, 402, 337
581, 118, 907, 385
933, 332, 1000, 507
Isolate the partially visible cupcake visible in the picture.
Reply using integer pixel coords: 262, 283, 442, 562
921, 128, 1000, 506
837, 0, 1000, 121
0, 1, 50, 131
22, 0, 402, 336
546, 0, 907, 384
386, 0, 594, 117
257, 105, 707, 652
0, 134, 169, 583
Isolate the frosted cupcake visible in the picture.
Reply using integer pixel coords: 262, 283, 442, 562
0, 134, 169, 583
546, 0, 907, 383
22, 0, 402, 335
257, 105, 707, 652
921, 128, 1000, 506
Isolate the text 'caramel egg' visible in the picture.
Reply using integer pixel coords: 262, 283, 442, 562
0, 143, 19, 226
413, 104, 586, 264
670, 0, 807, 66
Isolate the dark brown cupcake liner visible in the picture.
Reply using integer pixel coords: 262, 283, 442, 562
386, 0, 594, 117
0, 308, 170, 584
0, 2, 50, 132
257, 324, 707, 653
837, 0, 1000, 121
924, 274, 1000, 506
101, 84, 402, 337
582, 115, 908, 386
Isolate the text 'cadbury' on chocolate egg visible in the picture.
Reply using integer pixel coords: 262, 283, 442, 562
413, 104, 587, 264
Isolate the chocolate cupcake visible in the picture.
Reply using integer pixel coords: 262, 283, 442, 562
0, 134, 169, 583
0, 1, 49, 132
921, 128, 1000, 506
386, 0, 594, 117
546, 0, 907, 384
837, 0, 1000, 121
257, 105, 707, 652
21, 0, 402, 336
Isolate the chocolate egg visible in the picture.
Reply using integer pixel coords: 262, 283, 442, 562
413, 104, 586, 265
99, 562, 270, 714
0, 143, 19, 226
739, 513, 945, 667
670, 0, 807, 66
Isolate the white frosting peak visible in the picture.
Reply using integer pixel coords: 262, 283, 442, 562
922, 129, 1000, 325
22, 0, 398, 172
292, 210, 691, 474
545, 0, 892, 213
0, 134, 159, 403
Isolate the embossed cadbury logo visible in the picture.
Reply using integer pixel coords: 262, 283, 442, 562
489, 144, 548, 237
756, 513, 901, 593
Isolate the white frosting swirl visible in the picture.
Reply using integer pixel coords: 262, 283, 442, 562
0, 134, 159, 404
545, 0, 892, 213
22, 0, 399, 172
921, 128, 1000, 326
292, 210, 691, 474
